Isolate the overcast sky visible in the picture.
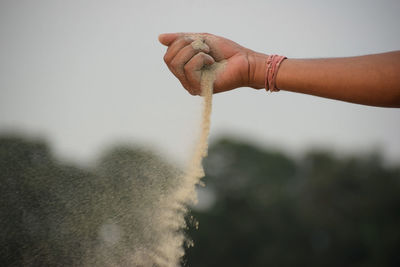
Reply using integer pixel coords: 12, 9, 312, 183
0, 0, 399, 166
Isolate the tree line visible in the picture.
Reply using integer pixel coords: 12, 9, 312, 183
1, 135, 399, 266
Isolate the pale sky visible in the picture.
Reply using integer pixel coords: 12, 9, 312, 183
0, 0, 399, 166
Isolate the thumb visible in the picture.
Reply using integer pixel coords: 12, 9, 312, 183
158, 33, 181, 46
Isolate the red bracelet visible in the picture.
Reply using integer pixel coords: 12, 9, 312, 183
265, 54, 287, 92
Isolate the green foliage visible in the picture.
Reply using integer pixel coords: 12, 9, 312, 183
185, 139, 400, 267
0, 136, 99, 266
1, 135, 400, 266
0, 136, 178, 266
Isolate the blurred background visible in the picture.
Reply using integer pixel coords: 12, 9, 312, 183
1, 0, 399, 266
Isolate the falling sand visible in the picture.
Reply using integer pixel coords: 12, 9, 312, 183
131, 38, 226, 266
0, 38, 225, 267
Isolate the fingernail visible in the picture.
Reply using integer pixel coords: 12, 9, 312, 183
205, 54, 215, 65
202, 43, 210, 53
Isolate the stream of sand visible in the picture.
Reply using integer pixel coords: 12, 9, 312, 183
136, 37, 226, 266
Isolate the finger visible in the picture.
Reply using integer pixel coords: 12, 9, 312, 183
169, 42, 210, 76
184, 52, 215, 95
163, 36, 195, 64
159, 32, 203, 46
158, 33, 181, 46
168, 42, 211, 89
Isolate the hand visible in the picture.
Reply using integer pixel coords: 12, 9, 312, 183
159, 32, 266, 95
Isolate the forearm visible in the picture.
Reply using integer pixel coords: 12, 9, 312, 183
250, 51, 400, 107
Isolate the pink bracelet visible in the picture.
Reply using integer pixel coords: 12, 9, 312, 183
265, 54, 287, 92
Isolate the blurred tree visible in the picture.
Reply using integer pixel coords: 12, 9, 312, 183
0, 136, 179, 266
88, 145, 181, 266
185, 138, 400, 267
0, 135, 100, 266
1, 135, 400, 266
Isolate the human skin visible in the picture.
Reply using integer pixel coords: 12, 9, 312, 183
159, 32, 400, 108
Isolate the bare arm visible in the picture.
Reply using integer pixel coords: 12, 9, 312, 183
250, 51, 400, 107
159, 33, 400, 108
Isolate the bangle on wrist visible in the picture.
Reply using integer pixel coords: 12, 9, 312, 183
265, 55, 287, 92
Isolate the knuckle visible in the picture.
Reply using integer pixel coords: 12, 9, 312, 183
192, 85, 201, 95
184, 84, 198, 96
163, 54, 170, 64
183, 63, 191, 72
191, 89, 201, 96
170, 59, 179, 69
184, 85, 195, 95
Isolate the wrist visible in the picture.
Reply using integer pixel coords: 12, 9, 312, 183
248, 52, 268, 89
